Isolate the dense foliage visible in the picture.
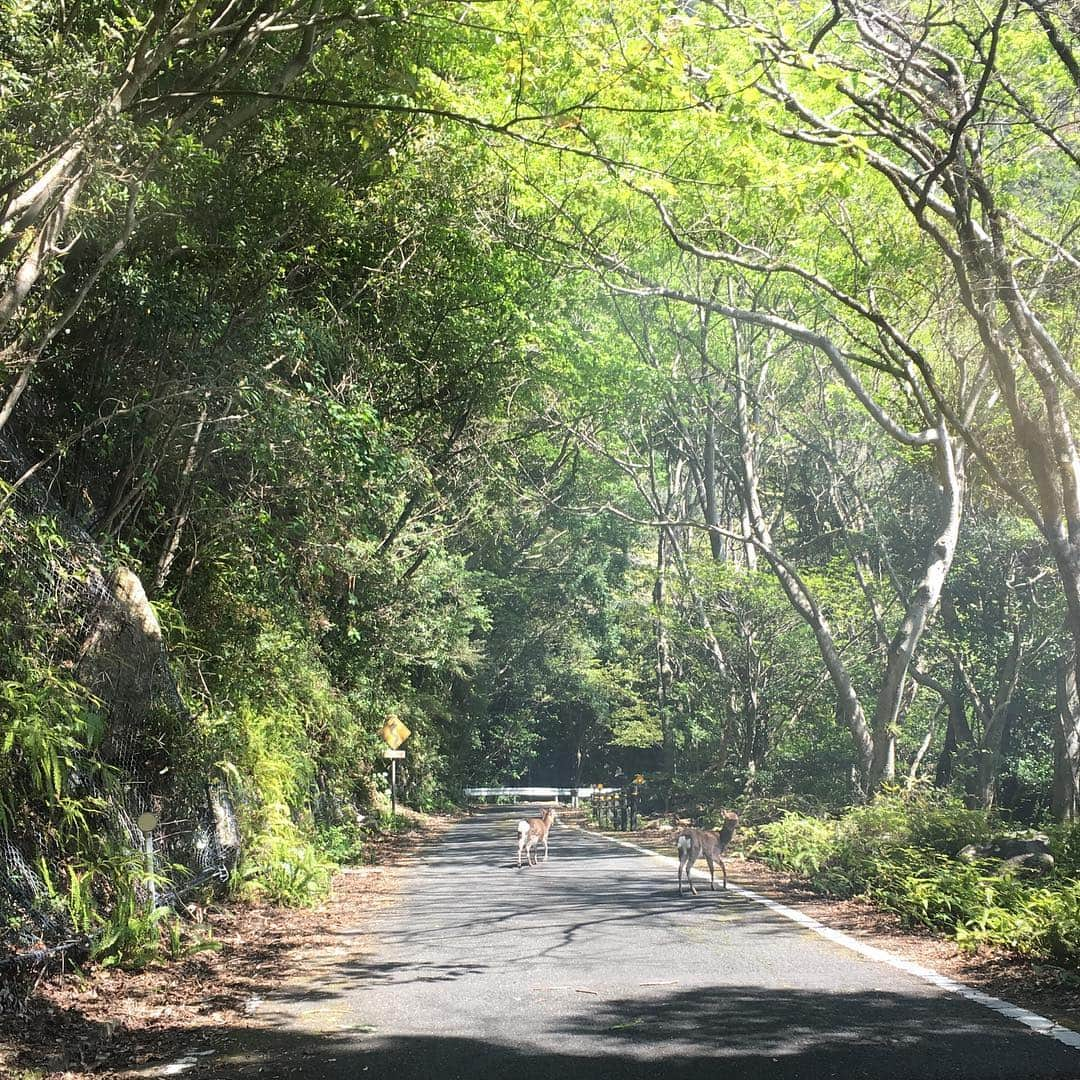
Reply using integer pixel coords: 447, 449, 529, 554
753, 790, 1080, 965
3, 0, 1080, 964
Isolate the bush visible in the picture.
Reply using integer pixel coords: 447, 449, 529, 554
733, 794, 834, 827
234, 840, 334, 906
317, 820, 369, 865
1046, 822, 1080, 878
755, 814, 839, 879
750, 789, 1080, 966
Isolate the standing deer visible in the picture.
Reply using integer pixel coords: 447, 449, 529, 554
517, 807, 557, 867
677, 812, 738, 895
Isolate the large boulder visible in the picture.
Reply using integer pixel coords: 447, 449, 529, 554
1002, 852, 1056, 875
957, 834, 1054, 875
77, 565, 165, 717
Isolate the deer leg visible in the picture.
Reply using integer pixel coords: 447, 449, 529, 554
705, 852, 716, 891
686, 855, 699, 896
517, 836, 525, 868
719, 856, 727, 890
542, 835, 549, 863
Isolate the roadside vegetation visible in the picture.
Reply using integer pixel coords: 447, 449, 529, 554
749, 790, 1080, 966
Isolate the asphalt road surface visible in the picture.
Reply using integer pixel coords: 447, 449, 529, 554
212, 806, 1080, 1079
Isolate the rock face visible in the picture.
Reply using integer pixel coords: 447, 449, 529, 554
0, 451, 243, 969
110, 566, 163, 642
957, 834, 1055, 875
77, 565, 166, 720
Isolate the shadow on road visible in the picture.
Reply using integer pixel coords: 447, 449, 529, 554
172, 981, 1078, 1079
176, 808, 1079, 1078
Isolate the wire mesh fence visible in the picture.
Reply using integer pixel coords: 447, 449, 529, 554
0, 436, 240, 977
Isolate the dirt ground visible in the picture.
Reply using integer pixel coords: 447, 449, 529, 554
3, 809, 1080, 1078
0, 818, 452, 1080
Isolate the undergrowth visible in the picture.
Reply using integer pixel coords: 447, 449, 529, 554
749, 787, 1080, 966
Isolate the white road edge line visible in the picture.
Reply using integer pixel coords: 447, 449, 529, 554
589, 828, 1080, 1052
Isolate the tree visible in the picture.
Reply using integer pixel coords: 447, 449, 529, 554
667, 0, 1080, 816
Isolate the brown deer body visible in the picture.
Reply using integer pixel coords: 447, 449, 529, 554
677, 812, 738, 895
517, 807, 557, 867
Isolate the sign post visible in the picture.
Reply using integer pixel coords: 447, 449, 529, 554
383, 748, 406, 812
137, 811, 160, 909
380, 717, 411, 813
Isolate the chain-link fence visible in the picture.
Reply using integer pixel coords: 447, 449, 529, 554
1, 436, 240, 978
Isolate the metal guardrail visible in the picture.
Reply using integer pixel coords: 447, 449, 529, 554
463, 786, 620, 808
463, 787, 618, 798
463, 785, 642, 826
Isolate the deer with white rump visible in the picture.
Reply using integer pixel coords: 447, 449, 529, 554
677, 811, 738, 895
517, 807, 557, 867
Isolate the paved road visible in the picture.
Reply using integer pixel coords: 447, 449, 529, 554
213, 807, 1080, 1079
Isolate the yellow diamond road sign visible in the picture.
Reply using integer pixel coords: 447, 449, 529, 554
380, 716, 411, 750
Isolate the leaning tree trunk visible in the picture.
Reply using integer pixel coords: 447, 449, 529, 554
868, 424, 962, 790
730, 318, 875, 787
153, 394, 211, 592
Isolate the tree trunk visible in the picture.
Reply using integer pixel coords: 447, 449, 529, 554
907, 725, 935, 788
742, 639, 766, 779
654, 530, 675, 777
1054, 652, 1080, 823
153, 395, 210, 592
868, 423, 962, 789
934, 662, 975, 789
703, 407, 725, 562
973, 623, 1022, 811
731, 316, 874, 786
666, 530, 727, 678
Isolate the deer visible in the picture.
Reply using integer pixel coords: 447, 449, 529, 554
517, 807, 557, 867
677, 811, 738, 896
